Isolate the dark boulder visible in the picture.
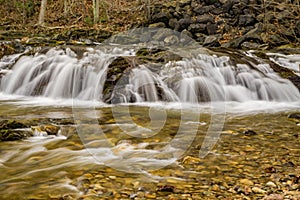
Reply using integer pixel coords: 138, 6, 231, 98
169, 18, 180, 30
222, 0, 234, 13
206, 23, 218, 35
151, 12, 170, 25
0, 129, 33, 141
203, 35, 221, 47
178, 16, 193, 31
194, 5, 215, 15
288, 113, 300, 120
238, 14, 257, 26
188, 23, 207, 34
204, 0, 220, 5
0, 120, 28, 129
197, 14, 214, 24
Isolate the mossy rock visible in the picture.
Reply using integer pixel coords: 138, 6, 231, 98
136, 47, 182, 64
0, 120, 28, 129
0, 129, 33, 141
103, 56, 136, 103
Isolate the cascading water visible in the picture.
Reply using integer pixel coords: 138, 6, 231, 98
0, 46, 299, 103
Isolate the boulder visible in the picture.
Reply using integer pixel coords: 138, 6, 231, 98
188, 23, 207, 34
197, 14, 214, 24
0, 120, 28, 129
238, 14, 257, 26
203, 35, 221, 47
194, 5, 215, 15
206, 23, 218, 35
0, 129, 33, 141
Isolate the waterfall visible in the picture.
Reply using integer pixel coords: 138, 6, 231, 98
0, 47, 299, 103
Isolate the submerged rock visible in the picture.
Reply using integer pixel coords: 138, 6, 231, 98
288, 113, 300, 120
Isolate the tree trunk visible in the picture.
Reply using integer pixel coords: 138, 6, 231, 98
38, 0, 47, 25
93, 0, 100, 23
64, 0, 68, 16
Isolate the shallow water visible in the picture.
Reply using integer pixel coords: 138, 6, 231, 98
0, 98, 299, 199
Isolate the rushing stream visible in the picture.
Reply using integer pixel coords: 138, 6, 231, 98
0, 41, 299, 199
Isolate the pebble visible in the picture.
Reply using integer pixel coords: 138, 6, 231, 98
263, 194, 283, 200
240, 178, 254, 186
266, 181, 277, 188
252, 186, 266, 194
144, 193, 156, 199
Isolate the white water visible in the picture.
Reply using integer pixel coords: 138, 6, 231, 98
0, 47, 299, 109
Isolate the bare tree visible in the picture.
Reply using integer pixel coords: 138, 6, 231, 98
38, 0, 47, 25
93, 0, 100, 23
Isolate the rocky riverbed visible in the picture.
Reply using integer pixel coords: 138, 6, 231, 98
0, 102, 299, 199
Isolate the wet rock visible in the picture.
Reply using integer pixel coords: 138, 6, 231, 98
288, 113, 300, 120
157, 185, 175, 192
182, 156, 202, 164
203, 35, 221, 47
0, 129, 33, 141
178, 0, 192, 7
242, 129, 257, 136
168, 18, 180, 30
164, 35, 179, 45
42, 125, 60, 135
0, 120, 28, 129
149, 22, 166, 28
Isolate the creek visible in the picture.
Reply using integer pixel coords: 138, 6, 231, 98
0, 42, 299, 199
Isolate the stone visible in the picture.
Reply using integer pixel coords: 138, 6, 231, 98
0, 120, 28, 129
240, 178, 254, 186
266, 181, 277, 188
182, 156, 201, 164
151, 12, 170, 25
178, 0, 191, 7
164, 35, 179, 45
194, 5, 215, 15
238, 14, 257, 26
252, 186, 266, 194
204, 0, 220, 5
169, 18, 180, 30
42, 125, 60, 135
222, 0, 234, 13
243, 129, 257, 136
178, 16, 193, 31
181, 29, 193, 38
149, 22, 166, 28
263, 194, 283, 200
288, 113, 300, 120
206, 23, 218, 35
188, 23, 206, 34
203, 35, 221, 47
197, 14, 214, 24
0, 129, 33, 141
